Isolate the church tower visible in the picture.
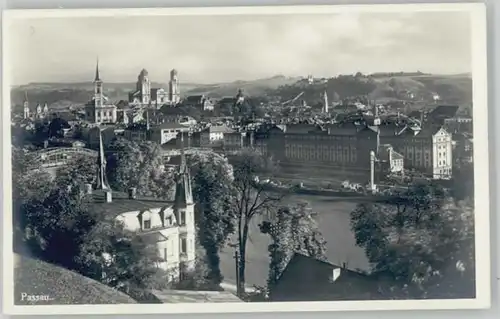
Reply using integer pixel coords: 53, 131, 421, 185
94, 58, 104, 108
94, 128, 112, 203
36, 102, 42, 118
43, 102, 49, 115
323, 90, 329, 114
137, 69, 151, 105
169, 69, 180, 104
173, 136, 195, 271
23, 91, 30, 119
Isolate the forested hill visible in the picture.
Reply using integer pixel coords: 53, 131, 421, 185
269, 73, 472, 107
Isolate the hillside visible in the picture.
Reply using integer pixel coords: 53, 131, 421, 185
10, 81, 204, 106
184, 75, 302, 98
10, 75, 300, 107
14, 254, 137, 305
10, 73, 471, 109
270, 73, 472, 108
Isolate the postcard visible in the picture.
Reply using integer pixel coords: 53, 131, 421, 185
1, 2, 490, 315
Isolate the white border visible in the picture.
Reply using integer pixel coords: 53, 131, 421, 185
1, 2, 490, 315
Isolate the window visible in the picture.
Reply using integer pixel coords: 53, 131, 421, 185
181, 238, 187, 254
143, 219, 151, 229
179, 211, 186, 225
163, 248, 168, 261
166, 215, 173, 226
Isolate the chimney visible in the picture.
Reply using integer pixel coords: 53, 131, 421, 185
85, 184, 93, 195
330, 268, 341, 282
105, 190, 112, 203
128, 187, 137, 199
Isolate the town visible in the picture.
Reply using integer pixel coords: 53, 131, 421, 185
12, 61, 475, 304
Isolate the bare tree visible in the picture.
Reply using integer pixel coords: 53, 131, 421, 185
230, 148, 286, 296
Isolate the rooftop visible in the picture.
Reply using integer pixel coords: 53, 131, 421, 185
155, 122, 191, 130
90, 190, 173, 218
269, 253, 391, 302
204, 125, 235, 134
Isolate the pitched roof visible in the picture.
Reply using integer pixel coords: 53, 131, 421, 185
285, 123, 322, 134
269, 253, 391, 301
204, 125, 235, 134
429, 105, 459, 119
90, 190, 173, 218
155, 122, 190, 130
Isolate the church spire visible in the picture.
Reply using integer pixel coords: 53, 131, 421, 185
94, 57, 101, 82
174, 134, 193, 208
95, 129, 110, 192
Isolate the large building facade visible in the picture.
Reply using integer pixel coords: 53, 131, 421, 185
84, 61, 118, 124
252, 120, 453, 180
255, 123, 379, 174
128, 68, 180, 108
378, 124, 453, 179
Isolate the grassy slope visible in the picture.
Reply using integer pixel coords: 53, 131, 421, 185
14, 254, 137, 305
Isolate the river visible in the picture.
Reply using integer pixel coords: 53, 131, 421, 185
218, 194, 370, 287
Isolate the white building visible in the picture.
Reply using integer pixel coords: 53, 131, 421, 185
89, 130, 196, 280
432, 127, 453, 179
150, 122, 191, 145
200, 125, 236, 147
84, 60, 118, 124
128, 68, 180, 109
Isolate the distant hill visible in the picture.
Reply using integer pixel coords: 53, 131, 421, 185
10, 81, 205, 106
269, 73, 472, 108
10, 75, 299, 107
14, 254, 137, 305
183, 75, 302, 98
10, 73, 471, 109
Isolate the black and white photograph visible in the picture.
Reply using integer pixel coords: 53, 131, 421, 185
1, 3, 491, 315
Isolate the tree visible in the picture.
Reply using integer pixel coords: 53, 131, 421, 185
173, 244, 223, 291
230, 149, 286, 295
189, 151, 235, 287
75, 219, 169, 299
260, 202, 327, 289
12, 147, 55, 254
19, 186, 96, 268
56, 154, 98, 190
106, 137, 175, 199
350, 182, 474, 298
48, 117, 70, 138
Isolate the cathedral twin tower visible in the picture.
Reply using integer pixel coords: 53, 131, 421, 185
129, 67, 180, 108
85, 60, 181, 124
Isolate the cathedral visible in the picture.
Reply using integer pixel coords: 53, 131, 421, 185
128, 68, 180, 108
23, 92, 49, 120
84, 60, 118, 124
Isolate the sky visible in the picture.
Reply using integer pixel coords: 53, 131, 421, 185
7, 11, 471, 85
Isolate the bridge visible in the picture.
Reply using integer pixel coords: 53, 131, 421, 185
32, 147, 98, 169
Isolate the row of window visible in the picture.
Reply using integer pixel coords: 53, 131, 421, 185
285, 135, 355, 141
437, 160, 448, 167
143, 211, 188, 230
285, 149, 357, 163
